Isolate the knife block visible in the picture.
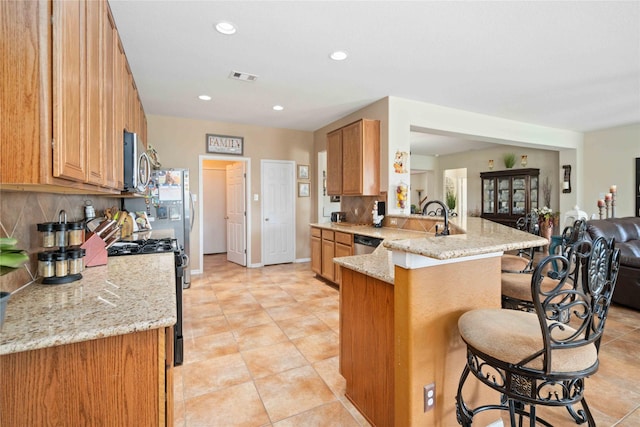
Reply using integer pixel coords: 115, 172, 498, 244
81, 232, 107, 267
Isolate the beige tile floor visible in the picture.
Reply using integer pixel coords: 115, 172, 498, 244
174, 254, 640, 426
174, 254, 369, 427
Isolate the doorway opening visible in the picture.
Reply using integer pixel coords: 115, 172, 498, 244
443, 168, 467, 216
199, 155, 251, 271
317, 151, 340, 223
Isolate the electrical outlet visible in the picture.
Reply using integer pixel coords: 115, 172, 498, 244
424, 383, 436, 412
390, 218, 397, 225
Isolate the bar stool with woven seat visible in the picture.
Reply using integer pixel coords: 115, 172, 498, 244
502, 219, 587, 311
455, 236, 620, 427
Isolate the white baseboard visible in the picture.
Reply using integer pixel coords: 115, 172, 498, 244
295, 257, 311, 263
486, 419, 504, 427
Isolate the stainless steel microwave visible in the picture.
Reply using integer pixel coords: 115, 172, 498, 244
123, 130, 151, 194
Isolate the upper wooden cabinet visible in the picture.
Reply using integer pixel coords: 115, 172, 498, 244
52, 0, 87, 182
326, 119, 380, 196
103, 4, 119, 189
326, 130, 343, 195
85, 0, 107, 185
0, 0, 144, 194
480, 168, 540, 228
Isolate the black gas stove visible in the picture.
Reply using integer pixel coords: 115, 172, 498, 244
107, 237, 185, 366
107, 238, 180, 256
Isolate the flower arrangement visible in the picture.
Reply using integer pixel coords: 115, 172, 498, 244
533, 206, 560, 228
533, 206, 554, 223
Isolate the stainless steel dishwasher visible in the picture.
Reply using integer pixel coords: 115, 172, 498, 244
353, 234, 384, 255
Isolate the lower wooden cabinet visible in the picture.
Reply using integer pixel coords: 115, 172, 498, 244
310, 227, 353, 284
0, 327, 173, 426
311, 227, 322, 275
334, 232, 353, 284
322, 231, 336, 282
340, 268, 394, 427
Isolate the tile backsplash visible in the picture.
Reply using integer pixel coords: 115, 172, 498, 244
341, 193, 387, 224
0, 191, 117, 293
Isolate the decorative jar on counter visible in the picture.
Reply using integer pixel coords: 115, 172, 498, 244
68, 222, 85, 246
396, 181, 408, 209
37, 222, 56, 248
37, 251, 55, 278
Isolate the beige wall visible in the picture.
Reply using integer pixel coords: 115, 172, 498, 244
387, 96, 583, 216
147, 115, 314, 271
311, 96, 586, 221
438, 146, 560, 215
312, 98, 390, 222
583, 123, 640, 218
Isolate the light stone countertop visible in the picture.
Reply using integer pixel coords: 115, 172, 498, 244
383, 216, 549, 259
334, 246, 396, 284
0, 253, 176, 356
330, 216, 548, 284
310, 222, 428, 240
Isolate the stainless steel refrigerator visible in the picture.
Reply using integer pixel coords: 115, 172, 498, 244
124, 168, 194, 288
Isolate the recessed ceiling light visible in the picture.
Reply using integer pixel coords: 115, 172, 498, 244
330, 51, 348, 61
198, 95, 212, 101
215, 21, 236, 35
273, 105, 284, 111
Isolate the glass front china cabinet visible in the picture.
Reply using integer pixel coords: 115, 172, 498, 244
480, 168, 539, 228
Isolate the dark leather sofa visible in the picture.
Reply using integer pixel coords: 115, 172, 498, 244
587, 217, 640, 310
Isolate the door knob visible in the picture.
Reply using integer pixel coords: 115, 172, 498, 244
265, 218, 269, 221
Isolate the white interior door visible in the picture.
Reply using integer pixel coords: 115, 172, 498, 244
226, 162, 246, 266
203, 168, 227, 254
262, 160, 295, 265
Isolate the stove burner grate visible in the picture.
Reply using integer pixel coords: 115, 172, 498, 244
107, 238, 180, 256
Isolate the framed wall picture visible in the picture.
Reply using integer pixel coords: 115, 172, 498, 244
298, 182, 310, 197
297, 164, 309, 180
206, 134, 243, 155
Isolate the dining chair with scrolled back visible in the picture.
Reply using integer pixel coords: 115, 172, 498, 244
501, 219, 587, 312
455, 235, 620, 427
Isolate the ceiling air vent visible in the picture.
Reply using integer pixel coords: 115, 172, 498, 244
229, 71, 258, 82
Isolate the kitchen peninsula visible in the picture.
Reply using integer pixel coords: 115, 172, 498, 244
333, 215, 548, 427
0, 253, 177, 426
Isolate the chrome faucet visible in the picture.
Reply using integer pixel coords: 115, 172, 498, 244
422, 200, 450, 236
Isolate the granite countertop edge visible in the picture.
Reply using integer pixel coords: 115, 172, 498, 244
334, 247, 395, 285
325, 216, 549, 282
0, 253, 177, 356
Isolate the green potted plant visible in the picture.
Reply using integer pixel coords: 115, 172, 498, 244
0, 237, 29, 276
0, 237, 28, 328
503, 153, 516, 169
446, 190, 457, 211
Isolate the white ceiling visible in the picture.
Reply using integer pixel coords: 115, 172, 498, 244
109, 0, 640, 148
